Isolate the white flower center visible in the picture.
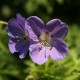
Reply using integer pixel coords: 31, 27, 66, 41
39, 32, 52, 47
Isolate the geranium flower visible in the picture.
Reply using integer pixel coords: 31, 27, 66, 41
26, 16, 68, 65
6, 14, 30, 59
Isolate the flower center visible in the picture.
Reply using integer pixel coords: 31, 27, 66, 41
15, 30, 28, 41
23, 31, 28, 41
39, 32, 52, 46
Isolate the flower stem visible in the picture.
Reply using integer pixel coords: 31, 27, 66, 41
0, 20, 8, 25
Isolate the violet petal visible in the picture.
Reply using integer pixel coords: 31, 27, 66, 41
8, 39, 17, 53
49, 38, 68, 60
29, 43, 48, 65
19, 40, 30, 59
25, 21, 39, 41
6, 18, 24, 38
9, 38, 30, 57
46, 19, 68, 38
27, 16, 45, 36
16, 13, 25, 29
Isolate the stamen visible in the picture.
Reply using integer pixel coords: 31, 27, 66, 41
17, 40, 20, 41
39, 32, 53, 50
50, 47, 52, 50
15, 36, 19, 38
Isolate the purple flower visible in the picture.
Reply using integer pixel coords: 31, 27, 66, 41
26, 16, 68, 65
6, 14, 30, 59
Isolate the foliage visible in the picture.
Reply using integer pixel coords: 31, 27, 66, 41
24, 24, 80, 80
0, 0, 80, 80
0, 24, 80, 80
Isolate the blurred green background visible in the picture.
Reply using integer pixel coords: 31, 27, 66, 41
0, 0, 80, 80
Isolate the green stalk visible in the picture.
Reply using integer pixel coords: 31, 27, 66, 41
0, 20, 8, 25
